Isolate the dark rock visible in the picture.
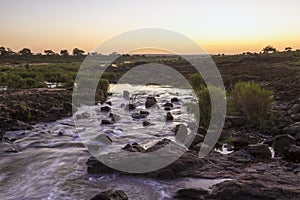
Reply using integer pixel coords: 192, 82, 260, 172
248, 144, 272, 159
100, 106, 111, 112
145, 138, 171, 153
174, 188, 209, 199
109, 113, 121, 122
286, 145, 300, 162
288, 104, 300, 114
122, 143, 145, 152
174, 124, 188, 143
295, 132, 300, 146
155, 169, 175, 180
273, 134, 295, 157
142, 120, 150, 126
140, 110, 149, 115
90, 189, 128, 200
105, 101, 112, 106
145, 97, 157, 108
101, 119, 113, 125
123, 90, 130, 99
164, 107, 171, 111
125, 104, 135, 111
228, 149, 255, 163
197, 127, 207, 135
263, 137, 273, 146
171, 97, 179, 103
283, 123, 300, 136
291, 113, 300, 121
163, 102, 173, 108
232, 133, 249, 150
225, 116, 246, 127
166, 112, 174, 121
131, 113, 147, 119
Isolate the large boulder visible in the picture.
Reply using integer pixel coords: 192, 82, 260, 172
248, 144, 272, 159
273, 134, 295, 157
90, 189, 128, 200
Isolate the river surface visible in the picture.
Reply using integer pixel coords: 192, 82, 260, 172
0, 84, 229, 200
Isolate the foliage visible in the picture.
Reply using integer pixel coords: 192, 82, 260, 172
189, 73, 205, 90
196, 85, 226, 129
231, 81, 273, 122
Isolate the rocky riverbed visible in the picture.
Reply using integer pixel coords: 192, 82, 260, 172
1, 83, 300, 199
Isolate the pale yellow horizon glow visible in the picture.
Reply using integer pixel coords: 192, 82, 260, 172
1, 0, 300, 54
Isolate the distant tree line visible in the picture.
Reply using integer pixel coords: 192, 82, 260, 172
0, 46, 88, 57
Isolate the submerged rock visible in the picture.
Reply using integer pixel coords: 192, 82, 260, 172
90, 189, 128, 200
163, 102, 173, 108
100, 106, 111, 112
171, 97, 179, 103
101, 119, 113, 125
166, 112, 174, 121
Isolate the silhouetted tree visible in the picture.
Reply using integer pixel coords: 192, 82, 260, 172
0, 47, 7, 55
44, 49, 55, 56
19, 48, 32, 56
6, 48, 15, 55
60, 49, 69, 56
72, 48, 85, 56
262, 45, 277, 54
285, 47, 292, 52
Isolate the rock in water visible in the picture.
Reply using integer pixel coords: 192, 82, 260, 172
101, 119, 113, 125
100, 106, 111, 112
145, 96, 157, 108
125, 104, 135, 111
171, 97, 179, 103
166, 112, 174, 121
142, 120, 150, 126
90, 189, 128, 200
163, 102, 173, 107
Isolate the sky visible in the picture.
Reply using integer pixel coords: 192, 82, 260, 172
1, 0, 300, 54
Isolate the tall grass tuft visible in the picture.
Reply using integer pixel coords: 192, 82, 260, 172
231, 81, 273, 121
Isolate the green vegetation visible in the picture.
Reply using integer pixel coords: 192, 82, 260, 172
231, 81, 273, 122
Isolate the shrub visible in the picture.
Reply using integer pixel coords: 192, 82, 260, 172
231, 81, 273, 121
189, 73, 205, 90
196, 85, 226, 129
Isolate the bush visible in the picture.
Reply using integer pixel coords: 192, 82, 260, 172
231, 81, 273, 121
189, 73, 205, 90
196, 85, 226, 129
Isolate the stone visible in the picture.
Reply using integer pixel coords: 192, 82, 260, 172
142, 120, 150, 126
283, 123, 300, 136
171, 97, 179, 103
109, 113, 121, 122
164, 107, 171, 111
145, 97, 157, 108
174, 188, 209, 199
232, 133, 249, 150
101, 119, 113, 125
105, 101, 112, 106
286, 145, 300, 162
248, 144, 272, 159
291, 113, 300, 121
125, 104, 135, 111
122, 143, 144, 152
90, 189, 128, 200
131, 113, 147, 119
273, 134, 295, 157
225, 116, 246, 127
163, 102, 173, 107
166, 112, 174, 121
288, 104, 300, 114
140, 110, 149, 115
95, 134, 112, 144
100, 106, 111, 112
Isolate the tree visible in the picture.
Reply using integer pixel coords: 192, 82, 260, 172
0, 47, 7, 55
285, 47, 292, 52
262, 45, 277, 54
19, 48, 32, 56
72, 48, 85, 56
44, 49, 55, 56
60, 49, 69, 56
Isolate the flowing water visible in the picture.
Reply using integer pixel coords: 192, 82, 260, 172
0, 84, 228, 200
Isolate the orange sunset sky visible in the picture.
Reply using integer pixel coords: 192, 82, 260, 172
1, 0, 300, 54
